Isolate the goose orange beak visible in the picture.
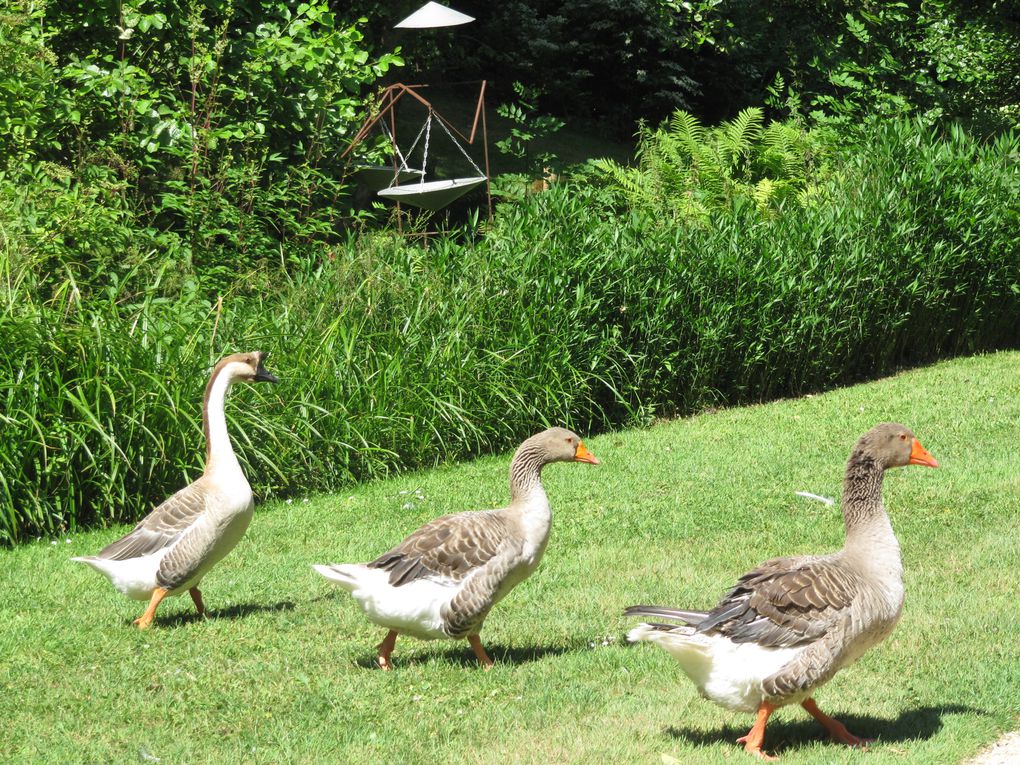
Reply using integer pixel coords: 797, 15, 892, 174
574, 442, 600, 465
909, 438, 938, 468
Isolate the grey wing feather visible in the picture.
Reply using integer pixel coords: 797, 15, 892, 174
697, 555, 862, 648
94, 481, 209, 561
369, 510, 515, 586
441, 535, 525, 638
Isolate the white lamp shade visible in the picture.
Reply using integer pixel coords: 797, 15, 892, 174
395, 2, 474, 29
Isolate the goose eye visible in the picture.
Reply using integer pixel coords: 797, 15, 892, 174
899, 434, 907, 441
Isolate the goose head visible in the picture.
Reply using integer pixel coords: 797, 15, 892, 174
529, 427, 600, 465
853, 422, 938, 470
214, 351, 279, 386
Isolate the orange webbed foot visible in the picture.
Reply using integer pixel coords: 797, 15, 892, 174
737, 701, 778, 760
801, 698, 872, 748
133, 587, 168, 630
832, 730, 873, 749
189, 587, 206, 618
376, 630, 398, 671
468, 635, 494, 670
736, 734, 779, 761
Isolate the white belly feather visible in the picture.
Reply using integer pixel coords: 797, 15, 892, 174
314, 564, 456, 640
628, 624, 805, 713
77, 552, 166, 600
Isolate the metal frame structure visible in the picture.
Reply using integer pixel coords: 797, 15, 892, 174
343, 81, 492, 221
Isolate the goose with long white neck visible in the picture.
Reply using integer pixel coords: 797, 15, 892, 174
626, 423, 938, 760
72, 352, 278, 628
314, 427, 599, 670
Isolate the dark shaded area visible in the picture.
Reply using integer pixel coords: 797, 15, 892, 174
665, 704, 983, 754
355, 0, 1020, 138
357, 0, 702, 137
148, 599, 296, 628
353, 641, 575, 670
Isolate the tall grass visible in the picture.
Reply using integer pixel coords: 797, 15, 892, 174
1, 120, 1018, 542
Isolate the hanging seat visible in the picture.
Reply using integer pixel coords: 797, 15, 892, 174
375, 109, 488, 212
377, 176, 487, 211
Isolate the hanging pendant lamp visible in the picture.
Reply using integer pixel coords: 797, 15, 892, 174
395, 2, 474, 29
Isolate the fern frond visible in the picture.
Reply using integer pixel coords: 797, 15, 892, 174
719, 107, 764, 169
668, 110, 706, 144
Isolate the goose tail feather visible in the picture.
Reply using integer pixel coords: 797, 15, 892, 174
623, 605, 708, 626
312, 564, 361, 593
70, 556, 115, 576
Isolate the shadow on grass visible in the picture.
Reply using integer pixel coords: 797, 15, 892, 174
150, 599, 296, 628
665, 704, 982, 754
353, 641, 575, 670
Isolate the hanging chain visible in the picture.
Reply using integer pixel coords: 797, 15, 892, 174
380, 120, 411, 173
419, 110, 433, 185
381, 107, 484, 186
387, 118, 428, 175
434, 113, 485, 177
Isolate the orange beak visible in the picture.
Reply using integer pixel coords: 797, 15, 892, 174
909, 437, 939, 468
574, 442, 600, 465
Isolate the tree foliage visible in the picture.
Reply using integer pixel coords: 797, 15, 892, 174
696, 0, 1020, 134
0, 0, 402, 294
383, 1, 1020, 137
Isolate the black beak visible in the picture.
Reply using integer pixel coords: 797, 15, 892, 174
254, 352, 279, 384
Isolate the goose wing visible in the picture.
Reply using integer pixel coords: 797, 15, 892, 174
93, 480, 209, 561
369, 510, 518, 586
696, 555, 862, 648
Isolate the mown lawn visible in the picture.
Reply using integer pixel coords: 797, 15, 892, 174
2, 352, 1018, 764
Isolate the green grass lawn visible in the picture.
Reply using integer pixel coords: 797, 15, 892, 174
2, 352, 1019, 764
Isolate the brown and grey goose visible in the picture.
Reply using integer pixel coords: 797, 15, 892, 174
314, 427, 599, 670
626, 422, 938, 759
72, 352, 278, 628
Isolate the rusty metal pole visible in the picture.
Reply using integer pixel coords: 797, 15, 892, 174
390, 99, 402, 234
481, 81, 492, 221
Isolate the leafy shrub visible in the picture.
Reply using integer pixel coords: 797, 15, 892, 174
591, 108, 834, 223
404, 0, 702, 135
0, 0, 402, 295
3, 119, 1018, 543
0, 3, 72, 164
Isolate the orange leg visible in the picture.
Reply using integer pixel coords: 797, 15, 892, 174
189, 587, 206, 617
376, 630, 398, 671
801, 698, 872, 748
133, 587, 169, 630
736, 701, 779, 760
468, 634, 494, 671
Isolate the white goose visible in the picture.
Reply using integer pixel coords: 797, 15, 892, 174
314, 427, 599, 670
626, 423, 938, 759
72, 351, 278, 628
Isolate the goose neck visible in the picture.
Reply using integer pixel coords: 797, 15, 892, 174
841, 453, 894, 548
508, 442, 548, 506
203, 365, 242, 476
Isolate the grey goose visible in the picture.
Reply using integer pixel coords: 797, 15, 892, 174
626, 422, 938, 759
314, 427, 599, 670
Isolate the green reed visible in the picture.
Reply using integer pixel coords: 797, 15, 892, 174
1, 119, 1017, 542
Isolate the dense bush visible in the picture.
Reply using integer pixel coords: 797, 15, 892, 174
0, 0, 402, 294
3, 119, 1018, 542
590, 108, 834, 223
